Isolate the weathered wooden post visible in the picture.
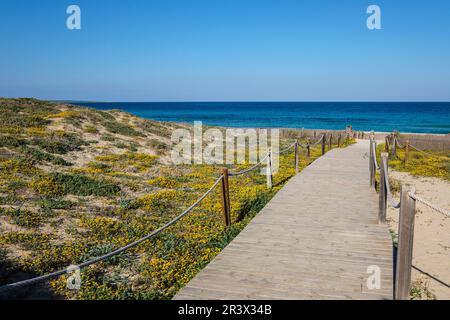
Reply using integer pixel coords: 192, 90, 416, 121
328, 134, 332, 150
404, 140, 410, 166
395, 185, 416, 300
385, 135, 389, 152
294, 141, 299, 174
314, 130, 316, 138
391, 135, 397, 156
306, 143, 311, 159
220, 168, 231, 227
321, 134, 326, 155
369, 140, 375, 188
266, 150, 273, 189
337, 135, 341, 147
379, 153, 388, 224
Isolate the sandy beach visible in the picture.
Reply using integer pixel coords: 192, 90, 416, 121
387, 171, 450, 299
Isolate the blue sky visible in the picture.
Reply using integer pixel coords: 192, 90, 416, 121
0, 0, 449, 101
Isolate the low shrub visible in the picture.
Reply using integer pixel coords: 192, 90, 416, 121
20, 145, 71, 166
39, 197, 75, 210
0, 136, 27, 148
84, 125, 99, 134
102, 120, 145, 137
2, 207, 49, 228
31, 173, 121, 197
147, 139, 168, 154
31, 133, 88, 155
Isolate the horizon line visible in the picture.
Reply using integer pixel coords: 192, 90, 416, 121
56, 100, 450, 104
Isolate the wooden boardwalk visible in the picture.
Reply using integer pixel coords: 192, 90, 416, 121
174, 140, 394, 300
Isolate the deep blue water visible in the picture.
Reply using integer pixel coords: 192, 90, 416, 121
70, 102, 450, 134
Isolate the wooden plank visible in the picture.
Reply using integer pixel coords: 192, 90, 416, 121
395, 185, 416, 300
174, 140, 394, 300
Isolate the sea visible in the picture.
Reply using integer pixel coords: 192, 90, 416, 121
70, 102, 450, 134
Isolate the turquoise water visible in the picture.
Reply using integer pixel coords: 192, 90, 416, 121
71, 102, 450, 134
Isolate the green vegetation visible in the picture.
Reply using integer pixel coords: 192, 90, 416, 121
376, 143, 450, 180
30, 172, 121, 197
0, 98, 355, 300
410, 278, 436, 300
147, 139, 169, 154
31, 132, 89, 154
0, 135, 27, 148
0, 207, 50, 228
20, 145, 72, 166
102, 120, 144, 137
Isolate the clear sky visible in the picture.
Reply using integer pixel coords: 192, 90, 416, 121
1, 0, 449, 101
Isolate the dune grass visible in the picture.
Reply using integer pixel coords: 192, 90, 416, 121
0, 98, 356, 300
376, 143, 450, 181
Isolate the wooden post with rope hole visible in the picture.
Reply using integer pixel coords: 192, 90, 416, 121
328, 134, 332, 150
369, 139, 375, 188
392, 134, 397, 157
266, 150, 273, 189
385, 135, 390, 153
220, 168, 231, 227
294, 141, 299, 174
322, 134, 326, 155
404, 140, 410, 166
337, 134, 341, 147
395, 185, 416, 300
378, 152, 388, 224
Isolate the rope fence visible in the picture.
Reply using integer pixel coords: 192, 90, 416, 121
0, 175, 224, 293
389, 134, 448, 162
1, 132, 346, 295
369, 135, 449, 300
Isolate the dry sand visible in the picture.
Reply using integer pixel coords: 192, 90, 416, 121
387, 171, 450, 299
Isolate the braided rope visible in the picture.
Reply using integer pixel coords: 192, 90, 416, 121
0, 175, 224, 292
394, 137, 405, 149
272, 142, 297, 155
381, 160, 401, 209
228, 153, 269, 177
298, 143, 309, 149
371, 141, 380, 171
230, 141, 302, 176
408, 192, 450, 218
311, 135, 324, 146
409, 144, 448, 159
0, 135, 357, 293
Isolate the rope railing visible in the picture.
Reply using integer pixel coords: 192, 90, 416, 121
371, 141, 380, 170
381, 159, 401, 209
409, 144, 445, 159
229, 142, 298, 177
228, 153, 270, 177
271, 142, 297, 155
391, 134, 449, 161
371, 137, 449, 213
0, 175, 224, 293
394, 137, 405, 149
311, 134, 324, 146
408, 191, 450, 218
369, 135, 449, 300
1, 134, 332, 294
